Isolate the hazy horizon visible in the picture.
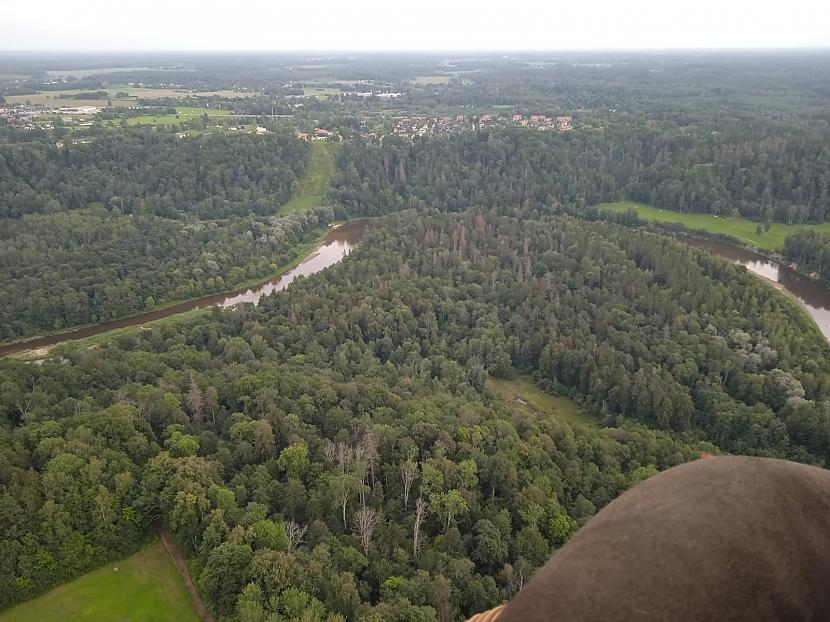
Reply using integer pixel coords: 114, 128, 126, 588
4, 0, 829, 52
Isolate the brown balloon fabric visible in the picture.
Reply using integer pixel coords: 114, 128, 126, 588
493, 456, 830, 622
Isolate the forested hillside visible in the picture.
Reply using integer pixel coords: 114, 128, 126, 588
3, 212, 828, 619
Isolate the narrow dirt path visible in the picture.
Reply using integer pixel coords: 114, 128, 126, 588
158, 525, 216, 622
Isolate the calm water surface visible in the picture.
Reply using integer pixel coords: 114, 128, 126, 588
0, 220, 367, 357
685, 237, 830, 342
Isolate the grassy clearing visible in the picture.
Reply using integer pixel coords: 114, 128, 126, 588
0, 541, 200, 622
489, 375, 595, 428
302, 87, 342, 98
7, 87, 256, 109
598, 201, 830, 251
6, 93, 134, 108
126, 107, 231, 126
412, 75, 451, 85
110, 87, 257, 99
277, 142, 337, 216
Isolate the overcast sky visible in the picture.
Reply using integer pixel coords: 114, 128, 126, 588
2, 0, 829, 51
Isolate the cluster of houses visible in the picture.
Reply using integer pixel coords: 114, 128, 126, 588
342, 91, 403, 99
296, 128, 342, 141
387, 112, 574, 140
0, 105, 55, 131
1, 104, 102, 122
390, 115, 469, 139
506, 114, 573, 131
0, 105, 52, 121
55, 105, 102, 116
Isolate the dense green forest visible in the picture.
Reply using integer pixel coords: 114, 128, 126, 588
0, 130, 307, 219
783, 230, 830, 285
331, 127, 830, 223
0, 129, 340, 340
0, 206, 337, 340
2, 212, 829, 620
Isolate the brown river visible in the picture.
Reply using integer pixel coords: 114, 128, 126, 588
0, 220, 368, 358
685, 237, 830, 342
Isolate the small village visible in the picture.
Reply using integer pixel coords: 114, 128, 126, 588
1, 99, 574, 147
387, 113, 573, 141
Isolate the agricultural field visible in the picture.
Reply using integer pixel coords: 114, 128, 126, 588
45, 67, 156, 78
412, 75, 452, 85
598, 201, 830, 251
107, 86, 258, 99
126, 106, 232, 126
277, 141, 337, 215
489, 375, 595, 428
0, 542, 200, 622
5, 91, 134, 107
5, 86, 257, 109
302, 86, 343, 98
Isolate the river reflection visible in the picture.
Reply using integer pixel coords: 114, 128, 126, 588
685, 237, 830, 342
219, 220, 366, 306
0, 220, 368, 358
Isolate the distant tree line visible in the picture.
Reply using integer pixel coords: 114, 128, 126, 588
330, 126, 830, 223
0, 128, 308, 219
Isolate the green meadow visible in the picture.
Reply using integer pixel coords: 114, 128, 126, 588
126, 106, 231, 126
598, 201, 830, 251
303, 86, 343, 98
0, 542, 200, 622
412, 75, 452, 85
6, 86, 256, 108
277, 141, 337, 215
489, 375, 595, 428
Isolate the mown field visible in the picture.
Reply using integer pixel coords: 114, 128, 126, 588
5, 91, 134, 108
489, 375, 595, 428
0, 541, 200, 622
302, 86, 343, 98
277, 141, 337, 215
126, 106, 232, 126
6, 86, 256, 108
598, 201, 830, 250
412, 75, 452, 85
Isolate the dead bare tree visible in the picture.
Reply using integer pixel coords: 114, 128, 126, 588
353, 507, 381, 555
323, 440, 337, 465
336, 474, 355, 530
362, 428, 380, 486
413, 496, 428, 559
503, 559, 532, 598
351, 445, 369, 510
336, 441, 353, 474
284, 519, 308, 554
187, 374, 205, 424
400, 448, 419, 508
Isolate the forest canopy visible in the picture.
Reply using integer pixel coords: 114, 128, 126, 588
2, 211, 829, 620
